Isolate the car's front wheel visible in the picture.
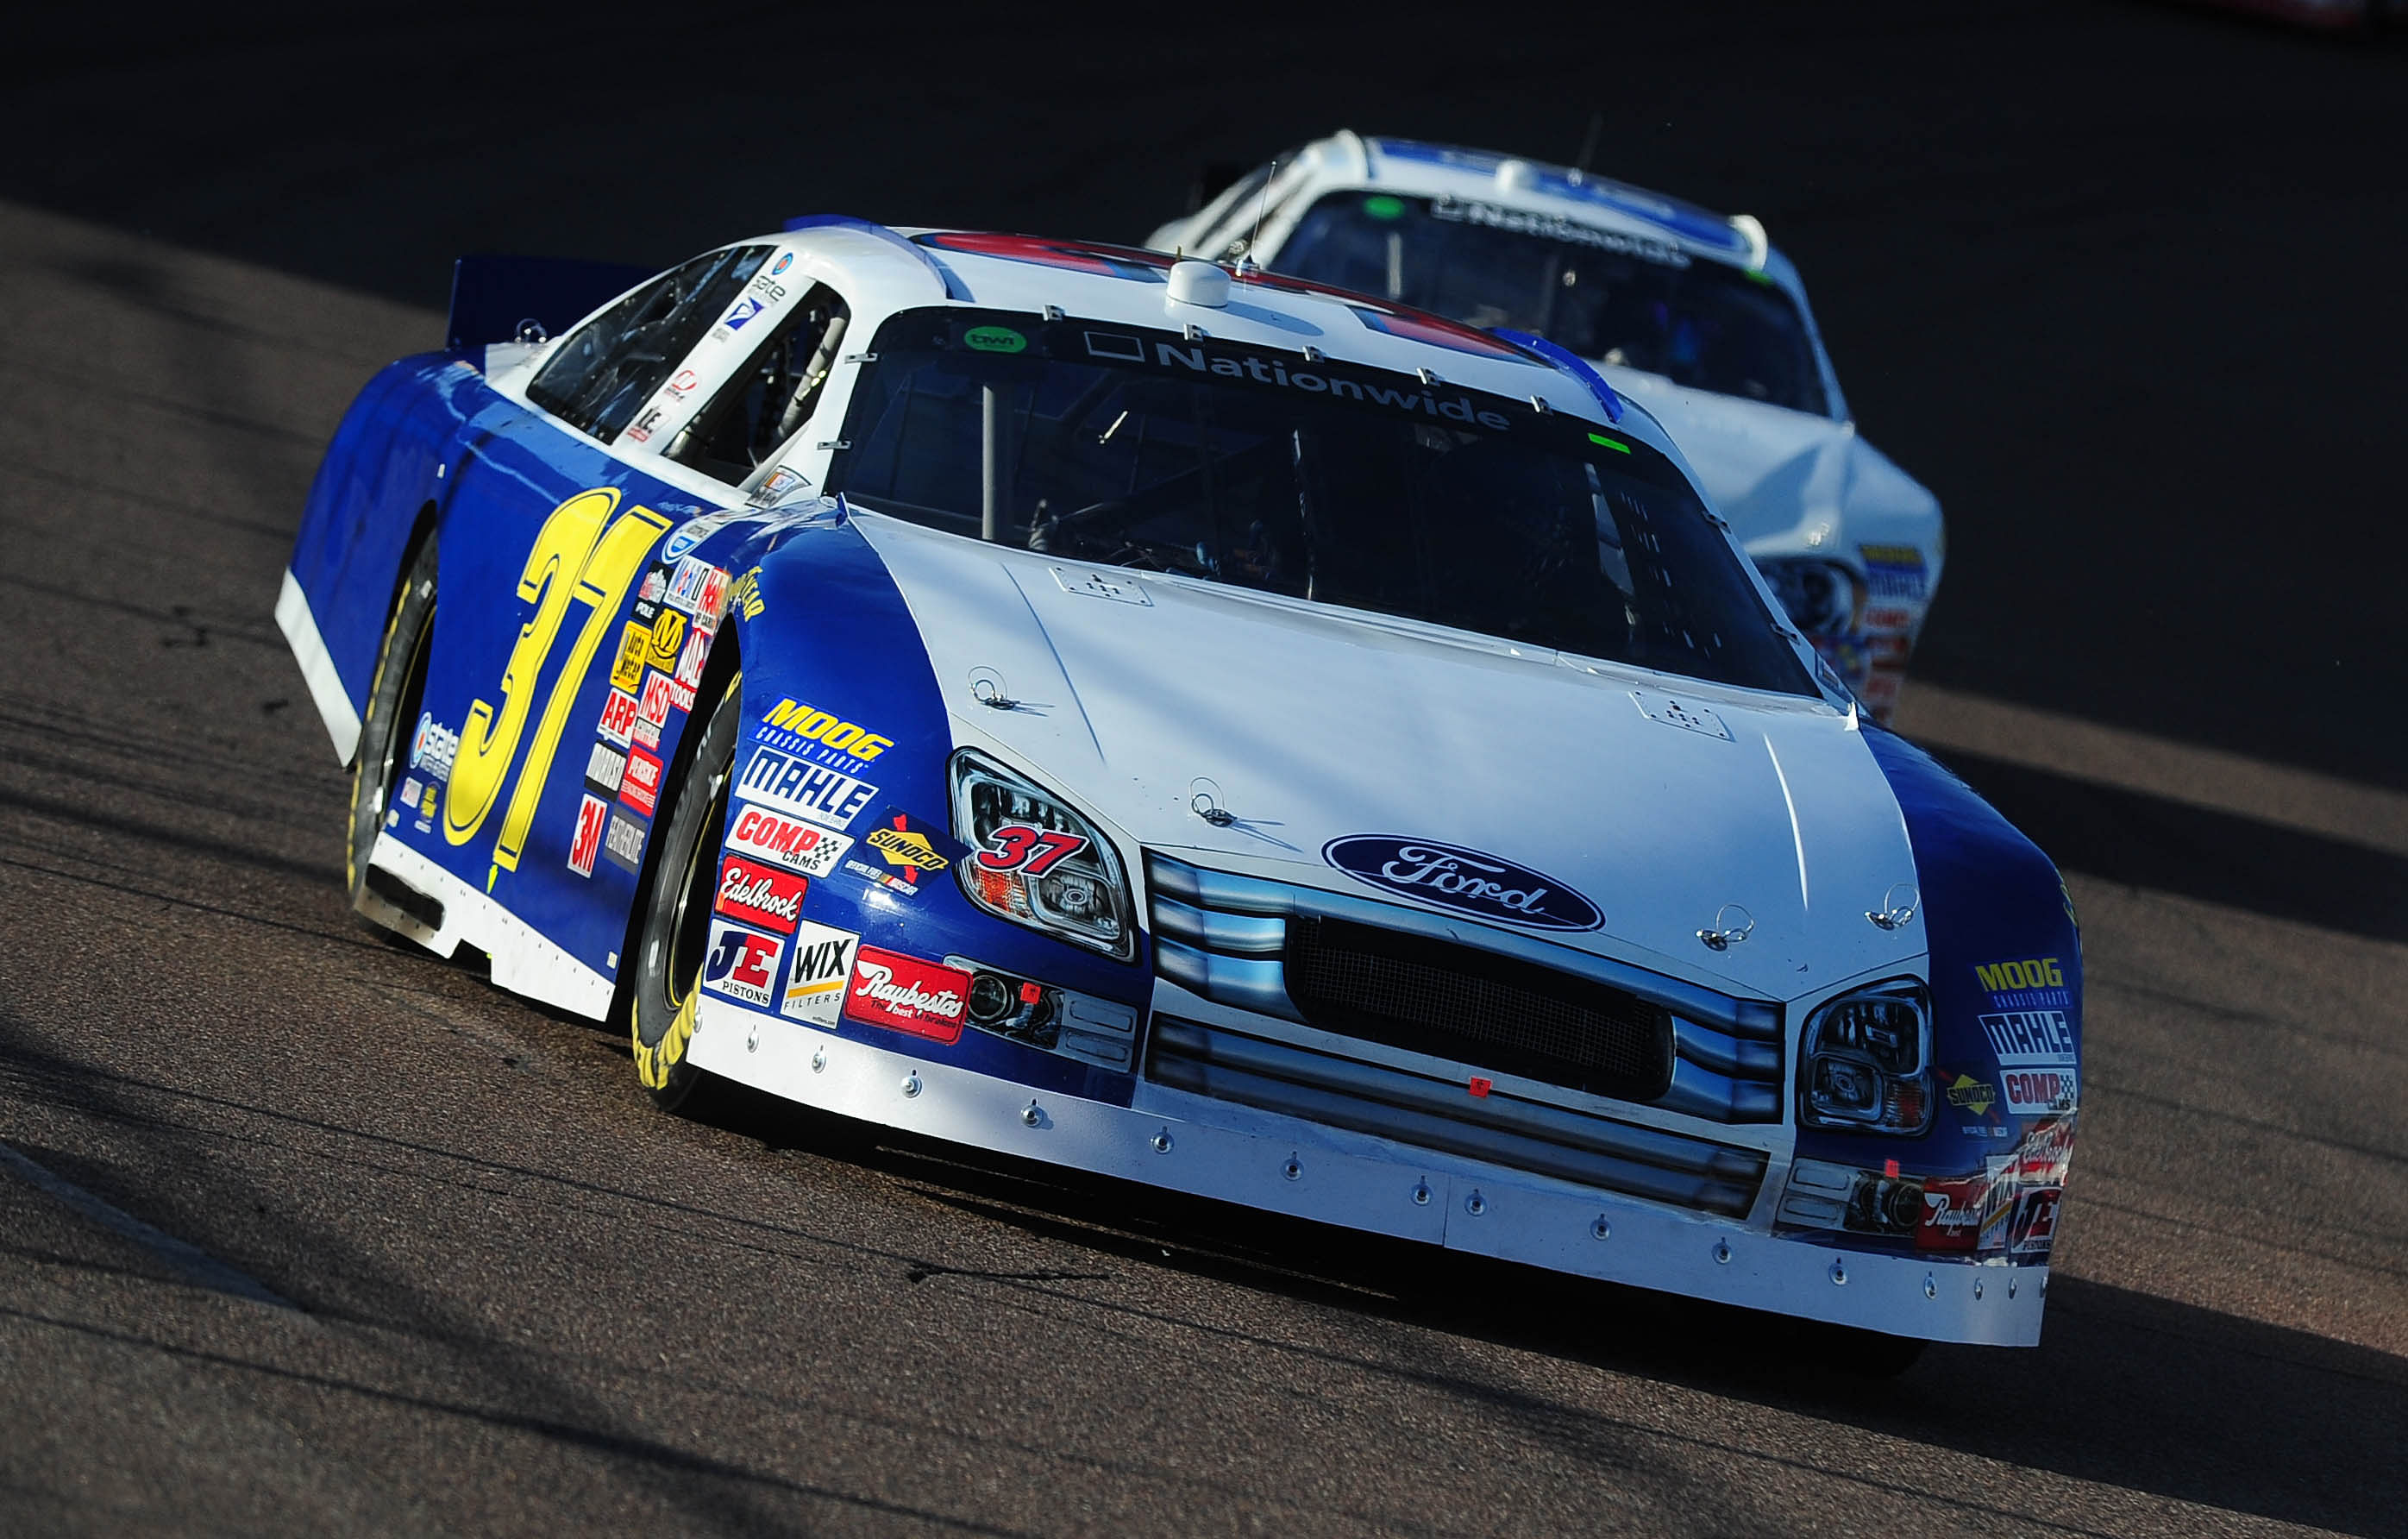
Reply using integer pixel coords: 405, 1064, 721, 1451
626, 673, 743, 1110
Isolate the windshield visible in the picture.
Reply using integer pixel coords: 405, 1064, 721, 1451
1271, 192, 1829, 416
825, 308, 1813, 698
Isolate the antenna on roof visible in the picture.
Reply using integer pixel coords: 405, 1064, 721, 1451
1574, 111, 1604, 173
1241, 159, 1278, 271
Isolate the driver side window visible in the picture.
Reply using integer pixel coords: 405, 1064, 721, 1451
664, 284, 853, 486
526, 245, 773, 443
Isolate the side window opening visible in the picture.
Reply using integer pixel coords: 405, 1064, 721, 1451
526, 245, 773, 442
665, 284, 852, 485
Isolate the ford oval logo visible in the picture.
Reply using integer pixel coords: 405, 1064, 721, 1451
1323, 835, 1602, 933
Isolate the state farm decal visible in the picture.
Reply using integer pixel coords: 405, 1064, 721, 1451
410, 712, 459, 782
1999, 1065, 2079, 1116
842, 946, 968, 1043
726, 801, 853, 877
736, 744, 875, 831
619, 746, 664, 818
780, 919, 859, 1027
701, 919, 781, 1008
713, 853, 807, 934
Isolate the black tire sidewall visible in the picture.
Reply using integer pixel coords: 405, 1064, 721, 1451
348, 541, 436, 901
628, 675, 743, 1109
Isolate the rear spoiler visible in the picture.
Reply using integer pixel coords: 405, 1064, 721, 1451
445, 254, 662, 352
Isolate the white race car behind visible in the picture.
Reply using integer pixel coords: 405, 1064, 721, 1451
1148, 131, 1943, 719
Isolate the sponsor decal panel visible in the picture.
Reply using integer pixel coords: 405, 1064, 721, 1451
701, 919, 781, 1008
726, 801, 853, 877
1973, 955, 2073, 1010
756, 698, 893, 770
673, 626, 710, 693
2000, 1065, 2079, 1116
1916, 1174, 1985, 1253
1859, 543, 1928, 601
644, 610, 687, 674
713, 854, 807, 934
597, 687, 640, 747
586, 742, 627, 794
602, 809, 646, 873
781, 920, 860, 1027
610, 623, 649, 691
665, 557, 719, 614
847, 811, 952, 897
2010, 1186, 2062, 1257
843, 946, 968, 1042
1979, 1008, 2077, 1066
638, 569, 668, 603
635, 669, 676, 749
736, 744, 875, 831
1323, 834, 1602, 933
619, 746, 664, 818
410, 713, 460, 781
568, 793, 609, 877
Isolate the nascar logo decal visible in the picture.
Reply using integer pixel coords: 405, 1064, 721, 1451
1323, 835, 1602, 933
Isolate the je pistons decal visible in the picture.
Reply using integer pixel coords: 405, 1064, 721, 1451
1322, 835, 1602, 933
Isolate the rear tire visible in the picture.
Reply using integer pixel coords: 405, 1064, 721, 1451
626, 673, 743, 1111
347, 539, 436, 904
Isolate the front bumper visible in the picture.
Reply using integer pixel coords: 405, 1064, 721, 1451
687, 995, 2048, 1346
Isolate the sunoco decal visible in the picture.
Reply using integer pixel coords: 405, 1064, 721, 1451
1322, 835, 1602, 933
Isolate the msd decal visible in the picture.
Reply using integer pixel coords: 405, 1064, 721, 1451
635, 669, 676, 749
780, 919, 859, 1027
567, 794, 608, 878
713, 854, 807, 934
2001, 1065, 2079, 1116
843, 947, 968, 1042
701, 919, 781, 1008
1323, 835, 1602, 933
736, 744, 875, 831
726, 801, 853, 877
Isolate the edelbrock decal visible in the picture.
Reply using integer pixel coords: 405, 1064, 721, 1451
1322, 835, 1602, 933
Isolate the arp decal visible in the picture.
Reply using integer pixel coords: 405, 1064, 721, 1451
780, 919, 859, 1028
726, 801, 853, 878
713, 853, 807, 934
843, 946, 968, 1042
568, 794, 609, 878
596, 687, 640, 748
701, 919, 781, 1008
735, 744, 875, 831
757, 698, 893, 765
618, 746, 664, 818
442, 487, 671, 889
1323, 835, 1602, 932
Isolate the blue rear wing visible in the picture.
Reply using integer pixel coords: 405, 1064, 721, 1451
1491, 328, 1624, 423
445, 254, 662, 353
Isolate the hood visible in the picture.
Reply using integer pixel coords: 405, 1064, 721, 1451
852, 516, 1926, 1002
1597, 367, 1941, 553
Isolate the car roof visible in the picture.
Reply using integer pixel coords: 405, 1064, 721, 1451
761, 221, 1681, 453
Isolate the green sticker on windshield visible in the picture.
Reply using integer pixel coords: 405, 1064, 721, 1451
1588, 432, 1632, 454
1362, 195, 1406, 221
1742, 267, 1775, 286
964, 325, 1026, 353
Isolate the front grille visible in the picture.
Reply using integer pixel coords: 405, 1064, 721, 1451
1283, 916, 1671, 1102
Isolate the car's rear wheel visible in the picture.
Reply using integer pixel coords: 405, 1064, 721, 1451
347, 538, 436, 905
626, 672, 743, 1111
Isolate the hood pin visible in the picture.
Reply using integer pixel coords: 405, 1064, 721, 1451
1867, 883, 1920, 931
1697, 903, 1754, 952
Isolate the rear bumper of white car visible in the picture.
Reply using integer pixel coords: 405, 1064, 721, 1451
687, 995, 2049, 1347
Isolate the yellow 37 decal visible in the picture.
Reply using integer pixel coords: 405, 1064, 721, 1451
443, 487, 671, 884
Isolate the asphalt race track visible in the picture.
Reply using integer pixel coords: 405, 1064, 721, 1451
2, 4, 2404, 1535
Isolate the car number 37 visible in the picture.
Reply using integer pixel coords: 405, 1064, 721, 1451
975, 824, 1088, 876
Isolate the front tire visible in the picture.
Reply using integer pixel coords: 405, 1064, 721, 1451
347, 539, 436, 905
626, 673, 743, 1110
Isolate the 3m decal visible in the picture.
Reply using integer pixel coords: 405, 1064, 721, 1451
568, 794, 609, 877
635, 669, 676, 749
780, 920, 859, 1027
2000, 1065, 2079, 1116
585, 742, 626, 794
757, 698, 893, 763
644, 610, 687, 673
701, 919, 781, 1008
735, 745, 875, 831
597, 687, 639, 748
610, 622, 649, 692
843, 946, 968, 1042
714, 853, 807, 934
442, 488, 671, 889
410, 713, 459, 781
1979, 1009, 2077, 1065
975, 823, 1087, 876
619, 746, 664, 818
1916, 1174, 1984, 1253
1323, 835, 1602, 933
602, 808, 646, 873
726, 801, 853, 877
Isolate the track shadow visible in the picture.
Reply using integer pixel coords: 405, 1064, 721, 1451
681, 1090, 2408, 1537
1925, 746, 2408, 943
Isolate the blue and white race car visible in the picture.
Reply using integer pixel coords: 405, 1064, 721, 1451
279, 217, 2077, 1353
1147, 133, 1944, 720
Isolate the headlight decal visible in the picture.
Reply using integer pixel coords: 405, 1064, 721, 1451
950, 750, 1138, 961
